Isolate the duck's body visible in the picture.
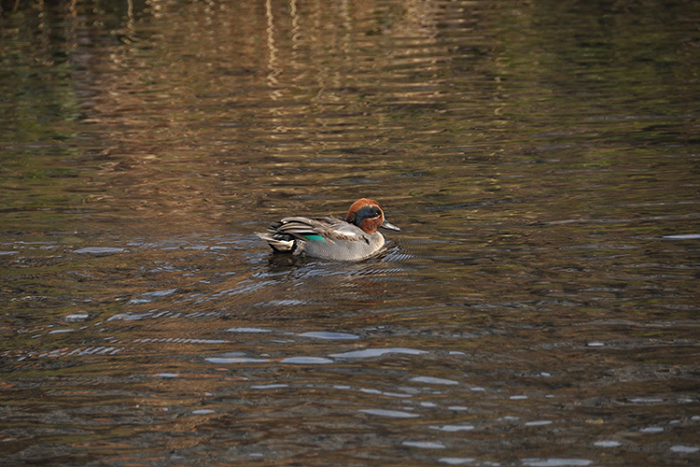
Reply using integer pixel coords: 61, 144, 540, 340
256, 198, 400, 261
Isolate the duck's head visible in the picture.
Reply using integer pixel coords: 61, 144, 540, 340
346, 198, 401, 234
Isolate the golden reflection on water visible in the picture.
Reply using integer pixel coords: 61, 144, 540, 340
55, 0, 489, 230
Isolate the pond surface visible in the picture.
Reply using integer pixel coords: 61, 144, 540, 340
1, 0, 700, 465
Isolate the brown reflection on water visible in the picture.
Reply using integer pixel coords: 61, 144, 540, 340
51, 0, 514, 232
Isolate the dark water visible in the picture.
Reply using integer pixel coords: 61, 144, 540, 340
1, 0, 699, 465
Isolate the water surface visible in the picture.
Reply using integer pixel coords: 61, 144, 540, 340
1, 0, 699, 465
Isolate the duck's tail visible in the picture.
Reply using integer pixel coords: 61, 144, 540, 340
256, 232, 295, 253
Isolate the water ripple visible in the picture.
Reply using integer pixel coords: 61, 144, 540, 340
359, 409, 419, 419
329, 348, 428, 359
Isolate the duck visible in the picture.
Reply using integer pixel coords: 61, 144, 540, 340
256, 198, 400, 261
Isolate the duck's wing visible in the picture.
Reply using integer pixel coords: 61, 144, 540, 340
274, 216, 366, 243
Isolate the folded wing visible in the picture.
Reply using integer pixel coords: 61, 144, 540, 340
274, 216, 365, 242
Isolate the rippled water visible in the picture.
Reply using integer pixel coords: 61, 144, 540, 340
1, 0, 699, 465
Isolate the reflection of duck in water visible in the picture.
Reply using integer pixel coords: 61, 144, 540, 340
257, 198, 400, 261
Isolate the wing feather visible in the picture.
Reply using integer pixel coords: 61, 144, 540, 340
272, 216, 364, 243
